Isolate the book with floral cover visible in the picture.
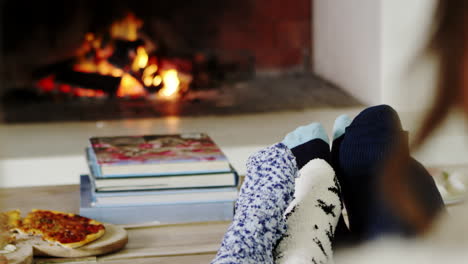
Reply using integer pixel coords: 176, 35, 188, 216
88, 133, 232, 178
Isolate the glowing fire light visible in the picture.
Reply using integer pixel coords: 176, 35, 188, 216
38, 12, 191, 100
153, 76, 162, 86
132, 46, 149, 72
159, 69, 180, 99
117, 73, 146, 97
143, 64, 158, 76
111, 13, 142, 41
143, 76, 153, 87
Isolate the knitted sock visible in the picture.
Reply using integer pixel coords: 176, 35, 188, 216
336, 105, 445, 240
331, 114, 352, 169
212, 123, 333, 264
274, 125, 343, 264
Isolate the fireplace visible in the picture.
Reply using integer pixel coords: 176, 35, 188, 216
33, 12, 255, 100
0, 0, 360, 123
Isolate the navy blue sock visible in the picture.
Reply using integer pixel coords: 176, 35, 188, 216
336, 105, 445, 241
330, 115, 354, 247
282, 123, 331, 169
290, 138, 330, 168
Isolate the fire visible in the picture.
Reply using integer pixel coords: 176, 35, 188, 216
118, 73, 147, 97
74, 60, 123, 78
153, 76, 163, 86
37, 13, 190, 99
110, 13, 142, 41
159, 70, 180, 99
132, 46, 149, 72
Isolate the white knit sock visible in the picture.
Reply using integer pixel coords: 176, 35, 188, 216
274, 158, 343, 264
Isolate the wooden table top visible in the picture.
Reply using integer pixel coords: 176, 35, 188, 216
0, 185, 230, 264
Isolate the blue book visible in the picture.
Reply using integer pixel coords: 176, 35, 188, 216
87, 133, 232, 178
80, 175, 236, 224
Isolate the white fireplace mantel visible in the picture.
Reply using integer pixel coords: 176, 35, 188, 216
2, 106, 468, 188
0, 108, 361, 188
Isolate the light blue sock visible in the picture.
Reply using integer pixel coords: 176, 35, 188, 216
282, 123, 329, 148
332, 115, 352, 141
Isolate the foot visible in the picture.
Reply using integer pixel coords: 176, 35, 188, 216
337, 105, 445, 240
275, 123, 343, 264
274, 159, 342, 264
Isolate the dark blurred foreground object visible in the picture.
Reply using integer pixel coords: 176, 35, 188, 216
334, 105, 445, 242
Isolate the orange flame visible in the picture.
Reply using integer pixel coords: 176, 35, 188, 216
110, 13, 142, 41
132, 46, 149, 72
158, 69, 180, 99
118, 73, 146, 97
54, 13, 191, 99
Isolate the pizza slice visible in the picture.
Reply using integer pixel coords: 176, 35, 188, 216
15, 209, 105, 249
0, 210, 20, 255
1, 210, 20, 246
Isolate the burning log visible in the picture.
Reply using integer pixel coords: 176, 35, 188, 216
32, 58, 76, 80
55, 70, 121, 96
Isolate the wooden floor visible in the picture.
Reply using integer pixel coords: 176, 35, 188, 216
2, 177, 466, 263
0, 185, 230, 264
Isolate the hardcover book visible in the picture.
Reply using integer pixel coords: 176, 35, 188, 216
80, 175, 235, 224
88, 133, 231, 177
88, 175, 239, 206
86, 147, 239, 191
91, 170, 239, 192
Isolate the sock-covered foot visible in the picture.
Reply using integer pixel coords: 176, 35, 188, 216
274, 124, 343, 264
282, 122, 331, 167
330, 114, 354, 247
331, 114, 352, 169
212, 123, 332, 264
211, 144, 296, 264
337, 105, 445, 240
274, 160, 343, 264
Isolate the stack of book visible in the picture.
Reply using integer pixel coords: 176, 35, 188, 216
79, 133, 239, 225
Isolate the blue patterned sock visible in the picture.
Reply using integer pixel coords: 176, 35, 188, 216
212, 123, 332, 264
212, 144, 297, 264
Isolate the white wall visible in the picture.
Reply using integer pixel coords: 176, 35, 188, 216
313, 0, 382, 105
313, 0, 468, 166
313, 0, 437, 110
381, 0, 437, 112
380, 0, 468, 166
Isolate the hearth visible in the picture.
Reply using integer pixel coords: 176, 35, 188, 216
0, 0, 361, 123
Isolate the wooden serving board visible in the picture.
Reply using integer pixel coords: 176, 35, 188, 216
26, 224, 128, 258
3, 241, 33, 264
